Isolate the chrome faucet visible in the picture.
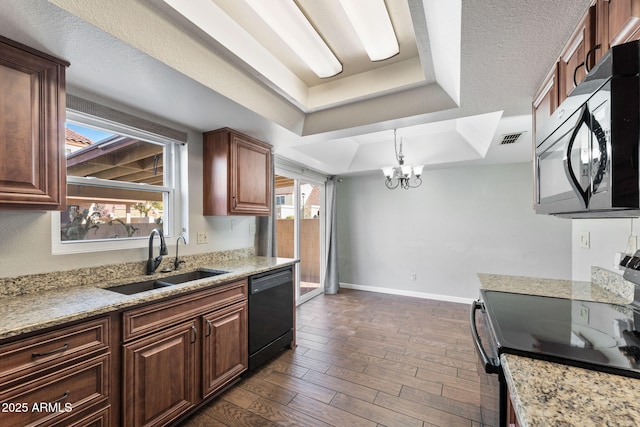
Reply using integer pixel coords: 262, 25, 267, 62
146, 228, 168, 275
174, 236, 186, 270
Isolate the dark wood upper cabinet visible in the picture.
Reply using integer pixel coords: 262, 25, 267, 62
203, 128, 272, 216
608, 0, 640, 47
558, 6, 597, 104
532, 64, 559, 138
532, 0, 640, 141
0, 35, 69, 210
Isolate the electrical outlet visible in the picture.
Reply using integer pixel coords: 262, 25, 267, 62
579, 231, 590, 249
410, 273, 416, 281
249, 224, 256, 235
580, 305, 589, 323
196, 231, 208, 244
629, 235, 637, 253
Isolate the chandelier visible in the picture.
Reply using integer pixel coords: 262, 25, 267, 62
381, 130, 424, 190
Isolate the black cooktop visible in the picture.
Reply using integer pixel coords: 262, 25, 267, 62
481, 290, 640, 379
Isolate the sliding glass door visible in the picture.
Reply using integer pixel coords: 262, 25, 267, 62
275, 173, 324, 304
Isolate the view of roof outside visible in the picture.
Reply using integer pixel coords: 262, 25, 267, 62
61, 123, 166, 242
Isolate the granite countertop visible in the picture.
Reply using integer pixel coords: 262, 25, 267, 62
502, 354, 640, 427
478, 272, 633, 305
0, 255, 297, 341
479, 271, 639, 426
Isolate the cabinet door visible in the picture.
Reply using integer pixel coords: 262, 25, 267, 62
0, 35, 67, 210
201, 302, 247, 398
533, 64, 559, 139
558, 6, 596, 104
608, 0, 640, 46
229, 135, 272, 215
122, 321, 197, 427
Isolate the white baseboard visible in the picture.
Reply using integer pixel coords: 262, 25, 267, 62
339, 282, 476, 305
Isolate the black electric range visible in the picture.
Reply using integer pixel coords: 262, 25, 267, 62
480, 289, 640, 379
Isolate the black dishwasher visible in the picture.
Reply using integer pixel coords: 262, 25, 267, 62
248, 266, 294, 371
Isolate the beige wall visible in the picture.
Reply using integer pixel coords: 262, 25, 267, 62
276, 218, 320, 283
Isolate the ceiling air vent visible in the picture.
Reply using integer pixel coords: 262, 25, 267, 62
499, 132, 524, 145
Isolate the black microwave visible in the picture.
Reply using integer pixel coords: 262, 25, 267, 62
535, 41, 640, 218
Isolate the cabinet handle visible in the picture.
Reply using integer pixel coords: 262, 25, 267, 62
32, 343, 69, 358
51, 391, 70, 405
191, 326, 197, 343
232, 196, 237, 209
584, 44, 601, 73
205, 319, 212, 337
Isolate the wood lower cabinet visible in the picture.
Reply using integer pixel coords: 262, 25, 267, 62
203, 128, 272, 216
202, 301, 247, 398
0, 317, 112, 427
506, 387, 520, 427
122, 321, 197, 427
0, 34, 68, 210
120, 280, 248, 427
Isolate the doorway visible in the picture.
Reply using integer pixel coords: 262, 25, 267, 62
274, 174, 324, 304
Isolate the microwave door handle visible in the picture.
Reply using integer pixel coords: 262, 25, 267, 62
563, 106, 590, 209
588, 110, 608, 193
470, 301, 500, 374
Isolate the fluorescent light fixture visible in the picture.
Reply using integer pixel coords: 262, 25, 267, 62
338, 0, 399, 61
245, 0, 342, 78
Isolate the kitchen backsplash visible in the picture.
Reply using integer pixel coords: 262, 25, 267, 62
0, 247, 255, 297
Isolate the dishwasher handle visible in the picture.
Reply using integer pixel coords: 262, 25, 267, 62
470, 300, 500, 375
250, 269, 292, 294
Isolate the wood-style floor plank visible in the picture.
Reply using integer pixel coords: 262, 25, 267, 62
181, 288, 483, 426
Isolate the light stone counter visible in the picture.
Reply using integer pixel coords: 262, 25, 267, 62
0, 253, 297, 340
478, 269, 632, 305
502, 354, 640, 427
479, 270, 639, 427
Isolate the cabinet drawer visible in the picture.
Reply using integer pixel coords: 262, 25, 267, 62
123, 280, 247, 342
0, 354, 110, 427
55, 406, 110, 427
0, 317, 110, 386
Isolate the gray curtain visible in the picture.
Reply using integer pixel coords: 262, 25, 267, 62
323, 176, 339, 294
256, 157, 276, 257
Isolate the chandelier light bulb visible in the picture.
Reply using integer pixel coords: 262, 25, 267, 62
381, 129, 424, 190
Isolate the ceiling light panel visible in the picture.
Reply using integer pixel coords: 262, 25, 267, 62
245, 0, 342, 78
338, 0, 399, 61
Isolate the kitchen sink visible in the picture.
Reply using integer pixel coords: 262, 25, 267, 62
157, 269, 229, 285
106, 280, 172, 295
105, 269, 229, 295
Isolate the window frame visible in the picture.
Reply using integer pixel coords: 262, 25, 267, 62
51, 110, 186, 255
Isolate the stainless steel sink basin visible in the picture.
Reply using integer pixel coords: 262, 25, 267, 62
107, 280, 172, 295
157, 269, 229, 285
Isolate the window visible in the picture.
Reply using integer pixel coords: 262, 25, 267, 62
52, 108, 186, 254
275, 195, 286, 206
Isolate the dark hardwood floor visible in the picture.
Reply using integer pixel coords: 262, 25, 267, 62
183, 288, 483, 426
